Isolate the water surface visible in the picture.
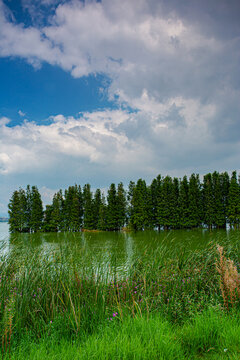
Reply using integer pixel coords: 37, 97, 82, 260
1, 223, 239, 272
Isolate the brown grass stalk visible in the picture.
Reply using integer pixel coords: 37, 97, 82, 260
216, 245, 240, 310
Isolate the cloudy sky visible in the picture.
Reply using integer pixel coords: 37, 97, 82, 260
0, 0, 240, 215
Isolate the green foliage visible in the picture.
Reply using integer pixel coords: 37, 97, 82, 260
157, 175, 176, 230
188, 174, 202, 228
8, 190, 26, 233
2, 239, 240, 359
8, 186, 43, 233
97, 193, 107, 230
106, 183, 118, 231
83, 184, 94, 230
29, 186, 43, 232
130, 179, 150, 231
92, 189, 102, 229
3, 310, 240, 359
227, 171, 240, 229
7, 170, 240, 232
203, 174, 215, 229
179, 176, 190, 228
51, 190, 64, 231
212, 172, 226, 228
116, 182, 127, 230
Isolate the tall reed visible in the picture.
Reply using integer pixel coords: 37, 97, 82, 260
0, 237, 238, 357
216, 245, 240, 310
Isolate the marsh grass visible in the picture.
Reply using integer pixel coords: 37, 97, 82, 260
1, 236, 240, 358
216, 245, 240, 310
2, 310, 240, 359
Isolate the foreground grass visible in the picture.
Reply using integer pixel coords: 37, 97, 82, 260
1, 234, 240, 358
3, 308, 240, 359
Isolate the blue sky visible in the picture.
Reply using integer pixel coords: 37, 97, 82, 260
0, 0, 240, 216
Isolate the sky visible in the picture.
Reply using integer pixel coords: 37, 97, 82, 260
0, 0, 240, 216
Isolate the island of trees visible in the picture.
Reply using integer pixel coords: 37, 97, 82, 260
7, 171, 240, 233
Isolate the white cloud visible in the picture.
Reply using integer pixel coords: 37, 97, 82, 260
18, 110, 26, 117
0, 0, 240, 213
0, 97, 238, 180
0, 0, 238, 128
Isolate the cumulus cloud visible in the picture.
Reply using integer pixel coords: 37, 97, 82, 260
0, 0, 240, 213
0, 0, 239, 116
0, 97, 239, 180
18, 110, 26, 117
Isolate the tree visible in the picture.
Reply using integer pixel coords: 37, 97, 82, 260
153, 175, 162, 231
171, 177, 180, 229
219, 172, 230, 228
178, 176, 189, 228
8, 189, 27, 233
188, 174, 202, 228
83, 184, 94, 229
43, 205, 54, 232
71, 185, 83, 232
212, 171, 226, 228
203, 173, 214, 230
51, 190, 64, 232
29, 186, 43, 232
227, 171, 240, 229
106, 183, 118, 231
25, 185, 32, 232
130, 179, 149, 231
150, 177, 158, 229
127, 181, 135, 227
157, 176, 174, 230
116, 182, 127, 230
93, 189, 102, 229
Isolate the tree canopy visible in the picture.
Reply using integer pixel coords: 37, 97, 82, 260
8, 171, 240, 233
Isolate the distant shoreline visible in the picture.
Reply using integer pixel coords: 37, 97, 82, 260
0, 218, 8, 222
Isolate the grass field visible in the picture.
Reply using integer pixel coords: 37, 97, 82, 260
1, 235, 240, 359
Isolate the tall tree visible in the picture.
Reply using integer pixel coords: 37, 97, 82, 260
154, 175, 162, 231
178, 176, 189, 228
227, 171, 240, 229
130, 179, 149, 231
51, 190, 64, 232
8, 189, 27, 233
106, 183, 118, 231
98, 193, 107, 230
171, 177, 180, 229
219, 172, 230, 228
157, 176, 175, 230
116, 182, 127, 230
93, 189, 102, 230
83, 184, 94, 229
203, 173, 214, 230
127, 181, 135, 227
43, 205, 54, 232
25, 184, 32, 232
212, 171, 226, 228
29, 186, 43, 232
188, 174, 202, 228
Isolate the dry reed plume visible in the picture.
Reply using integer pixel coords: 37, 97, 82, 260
216, 245, 240, 310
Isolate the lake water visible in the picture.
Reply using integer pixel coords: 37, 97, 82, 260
1, 222, 239, 277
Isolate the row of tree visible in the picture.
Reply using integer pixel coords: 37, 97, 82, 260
8, 171, 240, 233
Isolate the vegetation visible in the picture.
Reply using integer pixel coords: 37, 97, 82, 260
8, 171, 240, 233
1, 236, 240, 359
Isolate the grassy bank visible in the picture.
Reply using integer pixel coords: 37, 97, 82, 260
2, 309, 240, 359
1, 235, 240, 358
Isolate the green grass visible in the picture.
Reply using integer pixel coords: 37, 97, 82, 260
1, 236, 240, 358
2, 309, 240, 359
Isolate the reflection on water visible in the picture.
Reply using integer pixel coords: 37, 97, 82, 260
1, 223, 240, 278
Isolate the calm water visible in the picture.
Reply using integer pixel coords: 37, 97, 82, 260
1, 222, 239, 276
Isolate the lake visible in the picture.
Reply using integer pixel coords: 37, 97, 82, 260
1, 222, 239, 278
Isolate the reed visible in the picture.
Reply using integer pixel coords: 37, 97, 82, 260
0, 238, 239, 358
216, 245, 240, 310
